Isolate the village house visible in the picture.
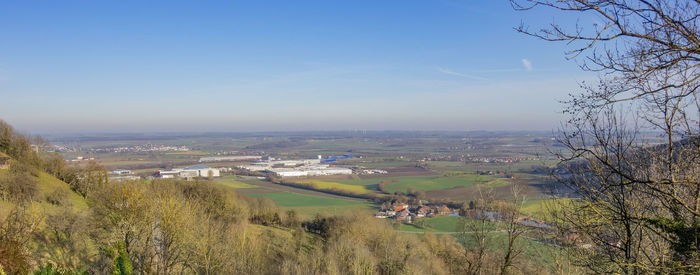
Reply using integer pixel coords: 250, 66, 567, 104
396, 209, 412, 222
438, 205, 451, 216
375, 202, 459, 223
393, 203, 409, 212
415, 206, 427, 218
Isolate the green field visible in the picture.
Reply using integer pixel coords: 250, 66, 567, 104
426, 160, 556, 174
250, 192, 364, 207
214, 176, 257, 189
338, 174, 491, 193
335, 178, 387, 187
399, 216, 463, 232
294, 180, 372, 194
359, 161, 413, 168
249, 191, 374, 217
521, 198, 574, 219
426, 161, 479, 171
483, 178, 511, 187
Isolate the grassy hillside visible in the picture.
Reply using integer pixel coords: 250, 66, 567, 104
0, 167, 89, 214
36, 171, 90, 210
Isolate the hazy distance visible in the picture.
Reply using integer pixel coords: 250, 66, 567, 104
0, 1, 593, 134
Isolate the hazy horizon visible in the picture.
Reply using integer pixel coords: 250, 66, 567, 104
0, 1, 594, 134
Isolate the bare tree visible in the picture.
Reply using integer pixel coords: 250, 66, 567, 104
498, 184, 527, 275
459, 188, 495, 275
511, 0, 699, 93
513, 0, 700, 273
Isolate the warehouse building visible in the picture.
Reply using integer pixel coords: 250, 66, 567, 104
266, 166, 352, 177
157, 165, 220, 179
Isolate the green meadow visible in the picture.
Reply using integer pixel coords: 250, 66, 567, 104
249, 191, 364, 207
249, 191, 374, 218
214, 176, 257, 189
398, 216, 463, 232
521, 198, 575, 220
338, 174, 491, 193
294, 180, 372, 194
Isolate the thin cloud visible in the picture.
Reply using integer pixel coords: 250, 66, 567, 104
436, 67, 488, 80
470, 68, 523, 73
521, 59, 533, 71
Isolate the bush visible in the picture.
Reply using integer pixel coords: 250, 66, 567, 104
0, 161, 38, 203
0, 239, 31, 274
46, 188, 72, 206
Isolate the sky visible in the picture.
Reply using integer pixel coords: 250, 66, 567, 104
0, 0, 596, 134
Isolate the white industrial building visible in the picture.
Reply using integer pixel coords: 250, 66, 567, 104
110, 169, 133, 175
266, 168, 309, 177
307, 167, 353, 176
237, 155, 351, 177
236, 162, 271, 171
109, 175, 141, 182
237, 158, 321, 171
266, 166, 353, 177
157, 165, 221, 179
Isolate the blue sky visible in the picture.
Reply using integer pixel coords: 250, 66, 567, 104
0, 0, 594, 133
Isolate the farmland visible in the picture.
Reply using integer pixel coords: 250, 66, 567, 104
36, 130, 572, 272
214, 176, 257, 189
249, 192, 363, 207
293, 180, 372, 194
521, 198, 575, 220
332, 173, 506, 194
398, 216, 464, 232
50, 131, 561, 215
383, 174, 491, 193
249, 192, 374, 217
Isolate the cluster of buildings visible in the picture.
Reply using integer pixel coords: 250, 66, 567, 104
357, 169, 388, 175
375, 203, 458, 223
99, 144, 190, 153
58, 144, 191, 154
237, 155, 355, 177
107, 153, 357, 181
156, 165, 221, 179
420, 155, 541, 163
267, 166, 352, 177
236, 156, 320, 171
52, 145, 77, 153
108, 165, 225, 181
108, 169, 140, 182
70, 156, 96, 162
465, 157, 536, 163
199, 156, 262, 162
